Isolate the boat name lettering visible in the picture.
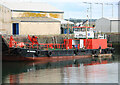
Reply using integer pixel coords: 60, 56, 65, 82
27, 50, 36, 53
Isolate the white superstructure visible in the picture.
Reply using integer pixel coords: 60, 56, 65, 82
73, 26, 95, 39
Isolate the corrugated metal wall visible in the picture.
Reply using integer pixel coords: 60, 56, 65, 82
95, 18, 119, 33
95, 18, 110, 33
111, 21, 119, 33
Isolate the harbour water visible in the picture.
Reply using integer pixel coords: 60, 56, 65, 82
2, 56, 119, 83
2, 44, 120, 84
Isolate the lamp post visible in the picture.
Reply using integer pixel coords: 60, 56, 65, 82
95, 3, 104, 17
105, 3, 113, 18
83, 2, 92, 26
116, 3, 120, 19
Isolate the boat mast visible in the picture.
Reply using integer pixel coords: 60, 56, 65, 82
86, 8, 89, 49
86, 21, 88, 49
67, 20, 69, 49
67, 20, 69, 37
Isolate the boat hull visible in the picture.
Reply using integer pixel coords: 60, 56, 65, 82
2, 55, 91, 61
2, 48, 114, 61
1, 35, 115, 61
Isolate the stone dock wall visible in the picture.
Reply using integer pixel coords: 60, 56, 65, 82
107, 33, 120, 43
3, 34, 74, 44
4, 34, 120, 43
3, 33, 120, 44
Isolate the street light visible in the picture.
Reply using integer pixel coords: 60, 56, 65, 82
83, 2, 92, 26
105, 3, 114, 18
95, 3, 104, 17
115, 3, 119, 19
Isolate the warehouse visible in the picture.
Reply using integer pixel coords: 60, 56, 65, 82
0, 3, 12, 34
12, 17, 60, 35
0, 2, 64, 35
95, 17, 119, 33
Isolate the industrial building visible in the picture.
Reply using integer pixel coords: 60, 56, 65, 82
95, 17, 119, 33
0, 2, 64, 35
12, 17, 61, 35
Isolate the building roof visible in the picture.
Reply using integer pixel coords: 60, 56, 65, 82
1, 2, 64, 13
108, 18, 119, 21
54, 18, 74, 24
12, 17, 61, 22
98, 17, 120, 21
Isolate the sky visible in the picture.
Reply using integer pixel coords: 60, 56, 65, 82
0, 0, 120, 19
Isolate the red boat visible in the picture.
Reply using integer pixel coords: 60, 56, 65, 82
1, 26, 115, 61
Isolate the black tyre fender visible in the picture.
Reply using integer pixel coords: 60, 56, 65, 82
34, 50, 40, 57
17, 48, 22, 54
74, 49, 79, 55
81, 50, 85, 52
104, 49, 107, 54
111, 49, 115, 53
92, 50, 96, 54
47, 51, 53, 57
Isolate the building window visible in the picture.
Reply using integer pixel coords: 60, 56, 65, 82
12, 23, 19, 35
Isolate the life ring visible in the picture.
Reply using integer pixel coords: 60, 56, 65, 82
47, 51, 53, 57
74, 49, 79, 55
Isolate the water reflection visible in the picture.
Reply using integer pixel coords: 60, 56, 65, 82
2, 56, 118, 83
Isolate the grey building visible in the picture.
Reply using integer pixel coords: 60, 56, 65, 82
95, 17, 120, 33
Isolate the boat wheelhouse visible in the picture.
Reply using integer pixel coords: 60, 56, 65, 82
73, 26, 106, 39
73, 26, 95, 39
